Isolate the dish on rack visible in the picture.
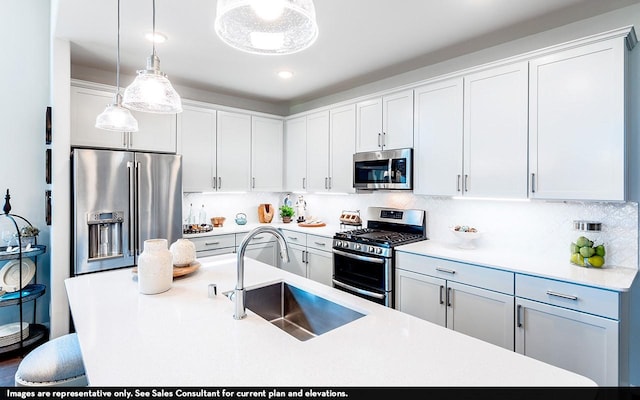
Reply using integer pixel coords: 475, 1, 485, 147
0, 322, 29, 347
0, 258, 35, 292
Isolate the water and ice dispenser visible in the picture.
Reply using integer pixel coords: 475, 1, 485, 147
87, 211, 124, 260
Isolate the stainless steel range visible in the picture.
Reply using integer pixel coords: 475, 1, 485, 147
332, 207, 427, 308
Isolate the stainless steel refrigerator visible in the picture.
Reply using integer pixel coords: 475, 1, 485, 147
72, 148, 182, 275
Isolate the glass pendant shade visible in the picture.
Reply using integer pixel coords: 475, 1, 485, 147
95, 94, 139, 132
96, 0, 139, 132
122, 54, 183, 114
215, 0, 319, 55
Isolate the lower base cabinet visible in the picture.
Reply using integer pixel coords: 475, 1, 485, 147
281, 230, 333, 286
515, 274, 623, 386
395, 263, 514, 350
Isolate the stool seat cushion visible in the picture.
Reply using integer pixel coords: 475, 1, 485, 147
15, 333, 88, 387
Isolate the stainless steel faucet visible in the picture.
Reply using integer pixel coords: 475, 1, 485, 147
234, 226, 290, 319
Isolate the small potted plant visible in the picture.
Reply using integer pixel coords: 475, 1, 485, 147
18, 225, 39, 246
279, 205, 295, 223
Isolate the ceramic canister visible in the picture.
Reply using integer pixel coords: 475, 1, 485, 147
138, 238, 173, 295
169, 238, 196, 266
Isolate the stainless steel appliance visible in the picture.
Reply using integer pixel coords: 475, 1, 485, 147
353, 148, 413, 190
72, 148, 182, 275
332, 207, 426, 307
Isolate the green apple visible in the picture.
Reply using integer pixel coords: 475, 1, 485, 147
595, 245, 606, 257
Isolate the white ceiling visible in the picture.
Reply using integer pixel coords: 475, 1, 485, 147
55, 0, 640, 108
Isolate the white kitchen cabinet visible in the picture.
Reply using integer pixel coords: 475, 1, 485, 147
515, 274, 622, 386
216, 111, 252, 192
251, 116, 283, 192
305, 111, 330, 192
236, 232, 278, 267
190, 234, 236, 258
329, 104, 357, 193
71, 83, 177, 153
395, 252, 514, 350
281, 230, 333, 286
528, 37, 628, 201
462, 62, 529, 198
284, 116, 307, 191
178, 104, 217, 192
356, 89, 413, 152
413, 78, 464, 196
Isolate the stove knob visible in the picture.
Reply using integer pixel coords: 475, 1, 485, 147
375, 248, 383, 255
368, 246, 375, 253
355, 244, 361, 250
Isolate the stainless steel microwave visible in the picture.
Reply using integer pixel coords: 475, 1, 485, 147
353, 148, 413, 190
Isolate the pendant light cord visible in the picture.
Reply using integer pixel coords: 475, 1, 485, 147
116, 0, 121, 92
152, 0, 156, 57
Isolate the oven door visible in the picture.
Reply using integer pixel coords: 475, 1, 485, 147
332, 247, 393, 307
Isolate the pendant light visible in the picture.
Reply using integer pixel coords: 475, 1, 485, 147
215, 0, 319, 55
122, 0, 182, 114
95, 0, 138, 132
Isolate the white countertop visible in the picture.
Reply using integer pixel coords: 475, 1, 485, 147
65, 254, 595, 387
397, 241, 638, 292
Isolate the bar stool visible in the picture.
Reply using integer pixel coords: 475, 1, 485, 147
14, 333, 88, 387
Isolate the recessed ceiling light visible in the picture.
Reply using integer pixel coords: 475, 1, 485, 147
145, 32, 167, 43
278, 70, 293, 79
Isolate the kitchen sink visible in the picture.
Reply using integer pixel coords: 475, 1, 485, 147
225, 281, 365, 341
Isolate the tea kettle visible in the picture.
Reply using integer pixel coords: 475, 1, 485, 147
235, 213, 247, 225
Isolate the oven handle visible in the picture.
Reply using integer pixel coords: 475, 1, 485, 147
332, 279, 386, 300
332, 248, 385, 264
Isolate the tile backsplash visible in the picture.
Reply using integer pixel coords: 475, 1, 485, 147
184, 191, 638, 270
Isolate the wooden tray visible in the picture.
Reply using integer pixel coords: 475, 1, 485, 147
132, 260, 201, 279
298, 222, 326, 228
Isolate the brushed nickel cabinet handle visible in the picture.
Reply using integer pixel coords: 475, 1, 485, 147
436, 267, 456, 274
457, 175, 461, 192
546, 290, 578, 301
517, 304, 523, 327
447, 287, 452, 307
464, 174, 469, 192
531, 173, 536, 193
439, 285, 445, 305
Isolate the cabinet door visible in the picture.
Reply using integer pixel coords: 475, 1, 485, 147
306, 111, 330, 192
284, 117, 307, 191
242, 242, 278, 267
447, 281, 514, 350
395, 268, 446, 327
128, 111, 177, 153
70, 86, 127, 149
306, 247, 333, 286
515, 297, 619, 386
382, 89, 414, 150
529, 38, 626, 201
282, 243, 307, 277
463, 62, 528, 198
251, 116, 283, 192
413, 78, 464, 196
216, 111, 251, 192
178, 105, 216, 192
329, 104, 356, 193
356, 97, 383, 152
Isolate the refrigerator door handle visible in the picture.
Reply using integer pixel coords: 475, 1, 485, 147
127, 161, 135, 256
135, 161, 141, 255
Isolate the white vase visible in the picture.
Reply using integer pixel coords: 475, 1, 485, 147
169, 238, 196, 266
137, 239, 173, 295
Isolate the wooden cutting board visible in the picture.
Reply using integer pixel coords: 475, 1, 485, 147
132, 260, 201, 279
298, 222, 326, 228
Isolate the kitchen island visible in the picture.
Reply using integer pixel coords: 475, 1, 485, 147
65, 253, 596, 387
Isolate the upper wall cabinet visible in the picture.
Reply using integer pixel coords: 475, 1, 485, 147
216, 111, 252, 192
329, 104, 357, 193
251, 116, 284, 192
70, 83, 177, 153
177, 104, 217, 192
463, 62, 529, 199
528, 36, 630, 201
284, 116, 307, 192
356, 89, 413, 152
305, 111, 331, 192
413, 78, 464, 196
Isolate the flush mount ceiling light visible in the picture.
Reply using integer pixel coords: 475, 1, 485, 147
215, 0, 319, 55
95, 0, 138, 132
122, 0, 182, 114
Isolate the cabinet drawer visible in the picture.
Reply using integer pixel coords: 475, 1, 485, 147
306, 234, 332, 252
236, 232, 275, 245
516, 274, 619, 319
282, 230, 306, 246
190, 234, 236, 252
395, 252, 514, 295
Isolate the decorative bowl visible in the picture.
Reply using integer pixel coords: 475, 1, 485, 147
450, 227, 482, 249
